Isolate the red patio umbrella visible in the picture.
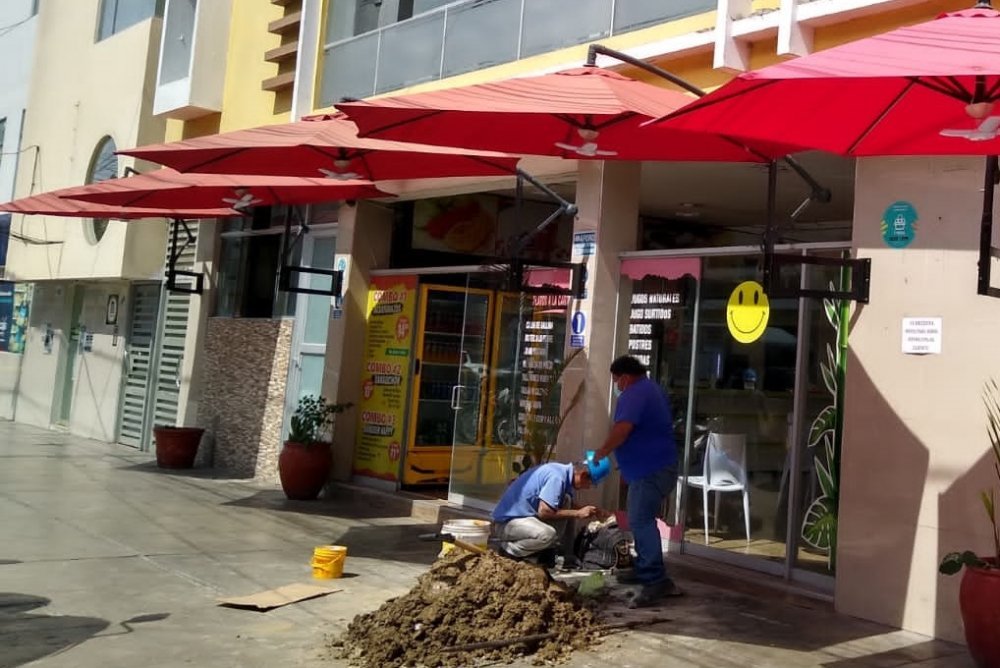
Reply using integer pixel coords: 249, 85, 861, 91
648, 6, 1000, 156
0, 188, 236, 219
60, 168, 392, 212
335, 66, 803, 161
117, 117, 520, 180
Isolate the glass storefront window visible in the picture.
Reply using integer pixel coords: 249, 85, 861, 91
616, 248, 847, 586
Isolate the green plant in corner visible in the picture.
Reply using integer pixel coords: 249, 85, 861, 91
287, 395, 353, 447
939, 379, 1000, 575
801, 264, 850, 570
511, 347, 586, 474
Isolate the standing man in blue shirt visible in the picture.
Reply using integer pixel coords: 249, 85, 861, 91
491, 460, 607, 563
594, 355, 680, 606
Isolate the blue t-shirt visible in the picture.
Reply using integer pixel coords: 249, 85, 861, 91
613, 377, 677, 482
491, 462, 574, 523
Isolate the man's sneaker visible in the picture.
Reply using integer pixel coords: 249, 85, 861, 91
615, 569, 643, 585
628, 578, 683, 608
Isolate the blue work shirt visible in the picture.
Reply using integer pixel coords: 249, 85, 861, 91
491, 462, 574, 523
613, 377, 677, 482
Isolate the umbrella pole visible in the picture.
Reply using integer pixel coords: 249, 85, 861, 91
763, 161, 779, 294
978, 155, 998, 296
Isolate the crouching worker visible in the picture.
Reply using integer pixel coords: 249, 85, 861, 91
491, 453, 611, 564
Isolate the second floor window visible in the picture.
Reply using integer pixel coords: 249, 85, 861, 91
97, 0, 162, 41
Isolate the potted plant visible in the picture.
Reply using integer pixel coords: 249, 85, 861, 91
939, 380, 1000, 668
279, 395, 352, 500
153, 425, 205, 469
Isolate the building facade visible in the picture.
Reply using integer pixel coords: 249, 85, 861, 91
5, 0, 174, 444
6, 0, 984, 648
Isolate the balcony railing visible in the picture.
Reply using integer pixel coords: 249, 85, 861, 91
320, 0, 715, 107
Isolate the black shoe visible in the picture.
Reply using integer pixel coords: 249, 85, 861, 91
615, 569, 643, 585
532, 548, 558, 568
628, 579, 683, 608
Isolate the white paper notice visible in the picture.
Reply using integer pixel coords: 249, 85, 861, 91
901, 317, 942, 355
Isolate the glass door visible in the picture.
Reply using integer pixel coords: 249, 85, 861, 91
446, 284, 493, 508
404, 285, 491, 485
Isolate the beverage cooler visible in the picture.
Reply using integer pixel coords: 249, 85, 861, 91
403, 285, 493, 486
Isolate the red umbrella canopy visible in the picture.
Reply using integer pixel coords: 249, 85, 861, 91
60, 169, 392, 212
117, 117, 520, 180
335, 66, 803, 161
0, 188, 235, 219
650, 7, 1000, 156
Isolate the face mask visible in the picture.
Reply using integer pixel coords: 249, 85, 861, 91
613, 383, 623, 398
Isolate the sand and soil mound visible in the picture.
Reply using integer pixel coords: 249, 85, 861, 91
337, 551, 602, 667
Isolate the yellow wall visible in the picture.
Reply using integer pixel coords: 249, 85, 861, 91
166, 0, 290, 142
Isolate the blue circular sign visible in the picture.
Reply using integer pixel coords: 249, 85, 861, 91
881, 201, 918, 249
571, 311, 586, 335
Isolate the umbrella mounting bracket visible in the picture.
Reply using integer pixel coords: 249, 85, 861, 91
166, 219, 204, 294
765, 253, 871, 304
278, 207, 344, 297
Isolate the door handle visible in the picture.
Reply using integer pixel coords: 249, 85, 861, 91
450, 384, 464, 410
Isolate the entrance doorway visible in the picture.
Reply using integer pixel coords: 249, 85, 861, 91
617, 243, 850, 589
57, 285, 85, 426
284, 231, 338, 434
117, 283, 162, 449
400, 271, 572, 511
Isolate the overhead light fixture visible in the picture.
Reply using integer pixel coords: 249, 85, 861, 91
940, 101, 1000, 141
674, 202, 701, 219
320, 158, 362, 180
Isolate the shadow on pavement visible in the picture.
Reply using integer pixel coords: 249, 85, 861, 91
599, 565, 967, 661
0, 593, 110, 668
330, 524, 441, 566
115, 460, 249, 481
223, 488, 426, 521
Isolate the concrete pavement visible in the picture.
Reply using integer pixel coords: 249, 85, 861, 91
0, 421, 974, 668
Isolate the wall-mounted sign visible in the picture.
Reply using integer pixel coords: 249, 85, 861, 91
572, 231, 596, 257
881, 200, 918, 249
105, 294, 119, 325
727, 281, 770, 344
902, 317, 942, 355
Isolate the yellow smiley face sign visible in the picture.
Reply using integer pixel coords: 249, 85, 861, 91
727, 281, 770, 344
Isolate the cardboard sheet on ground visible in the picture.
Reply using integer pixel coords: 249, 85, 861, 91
218, 583, 342, 611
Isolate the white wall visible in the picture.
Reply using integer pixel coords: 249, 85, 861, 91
837, 156, 1000, 642
5, 0, 167, 283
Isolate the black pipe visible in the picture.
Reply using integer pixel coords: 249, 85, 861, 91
978, 155, 997, 295
586, 43, 831, 204
587, 44, 706, 97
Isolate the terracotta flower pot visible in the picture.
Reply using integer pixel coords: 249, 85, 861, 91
278, 441, 332, 500
153, 427, 204, 469
959, 559, 1000, 668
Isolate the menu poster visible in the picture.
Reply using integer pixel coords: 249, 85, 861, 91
352, 275, 417, 482
519, 294, 570, 443
627, 279, 685, 375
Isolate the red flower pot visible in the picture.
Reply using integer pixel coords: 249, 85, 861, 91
960, 559, 1000, 668
278, 441, 332, 500
153, 427, 204, 469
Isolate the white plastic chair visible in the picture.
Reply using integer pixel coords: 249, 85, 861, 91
685, 433, 750, 544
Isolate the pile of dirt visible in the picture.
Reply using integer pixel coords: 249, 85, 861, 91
337, 551, 602, 667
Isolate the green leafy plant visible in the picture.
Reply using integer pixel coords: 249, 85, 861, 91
801, 267, 850, 570
287, 395, 352, 447
939, 380, 1000, 575
511, 347, 585, 474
